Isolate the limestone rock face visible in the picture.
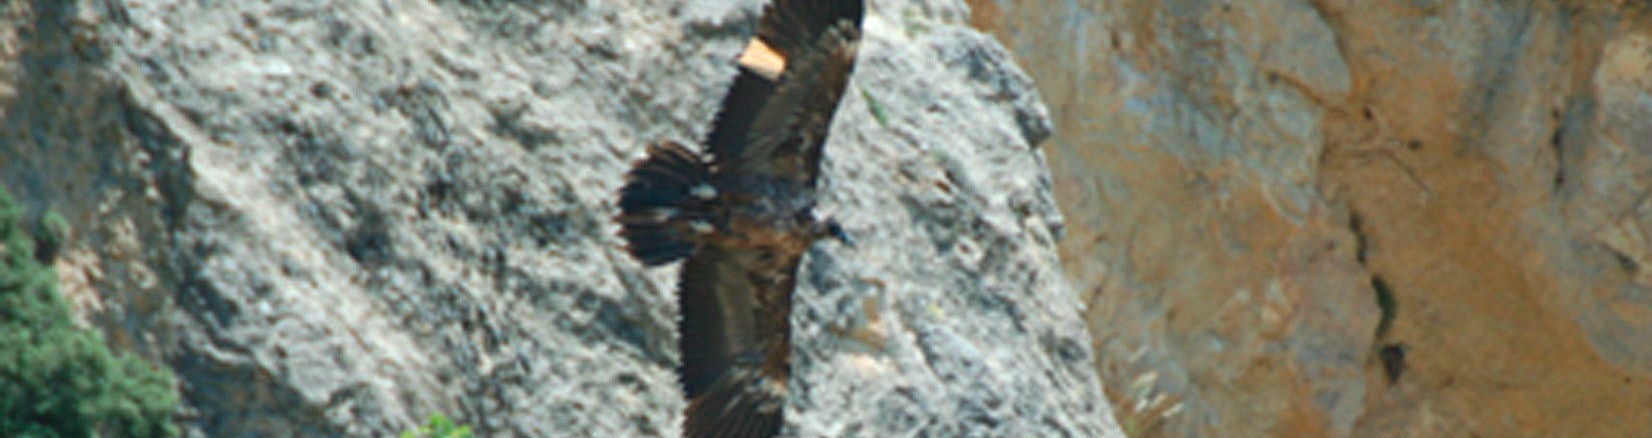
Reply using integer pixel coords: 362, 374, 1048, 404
0, 0, 1118, 436
986, 0, 1652, 436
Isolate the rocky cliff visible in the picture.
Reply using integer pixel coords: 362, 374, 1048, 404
984, 0, 1652, 436
0, 0, 1119, 436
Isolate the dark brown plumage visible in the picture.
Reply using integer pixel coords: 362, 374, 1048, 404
614, 1, 864, 437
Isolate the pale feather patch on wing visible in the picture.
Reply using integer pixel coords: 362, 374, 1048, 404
738, 39, 786, 81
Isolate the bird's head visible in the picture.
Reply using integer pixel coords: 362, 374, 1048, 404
814, 217, 854, 247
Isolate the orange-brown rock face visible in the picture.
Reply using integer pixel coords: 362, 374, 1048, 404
985, 0, 1652, 436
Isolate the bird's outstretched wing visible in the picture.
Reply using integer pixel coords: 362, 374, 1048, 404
677, 245, 797, 438
703, 0, 864, 186
676, 245, 764, 397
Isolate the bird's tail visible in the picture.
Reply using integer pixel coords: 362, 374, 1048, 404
616, 140, 714, 265
683, 364, 786, 438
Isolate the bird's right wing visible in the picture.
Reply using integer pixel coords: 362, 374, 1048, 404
678, 244, 793, 438
677, 245, 763, 398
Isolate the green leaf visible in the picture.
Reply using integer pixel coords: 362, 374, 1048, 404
861, 87, 890, 128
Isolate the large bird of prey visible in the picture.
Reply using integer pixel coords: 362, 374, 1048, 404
614, 0, 863, 437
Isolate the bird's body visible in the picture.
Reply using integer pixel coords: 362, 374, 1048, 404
613, 1, 864, 437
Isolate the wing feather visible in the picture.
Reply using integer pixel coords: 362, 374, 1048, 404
756, 0, 866, 60
705, 0, 863, 185
704, 69, 780, 171
677, 246, 763, 397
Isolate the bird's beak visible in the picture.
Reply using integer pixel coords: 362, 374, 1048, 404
824, 219, 854, 248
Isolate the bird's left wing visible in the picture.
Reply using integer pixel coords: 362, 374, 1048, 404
704, 0, 864, 186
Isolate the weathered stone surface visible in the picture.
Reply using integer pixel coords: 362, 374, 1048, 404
0, 0, 1118, 436
789, 5, 1114, 435
987, 0, 1652, 436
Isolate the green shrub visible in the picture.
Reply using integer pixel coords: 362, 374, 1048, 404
0, 188, 179, 438
400, 414, 473, 438
33, 210, 69, 263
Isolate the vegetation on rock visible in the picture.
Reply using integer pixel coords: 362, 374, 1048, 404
400, 414, 472, 438
0, 187, 179, 438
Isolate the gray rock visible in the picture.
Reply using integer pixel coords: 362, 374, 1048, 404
0, 0, 1119, 436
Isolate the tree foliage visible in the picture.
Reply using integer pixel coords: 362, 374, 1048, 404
0, 188, 179, 438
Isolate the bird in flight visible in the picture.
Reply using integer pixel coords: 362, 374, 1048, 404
614, 0, 864, 437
